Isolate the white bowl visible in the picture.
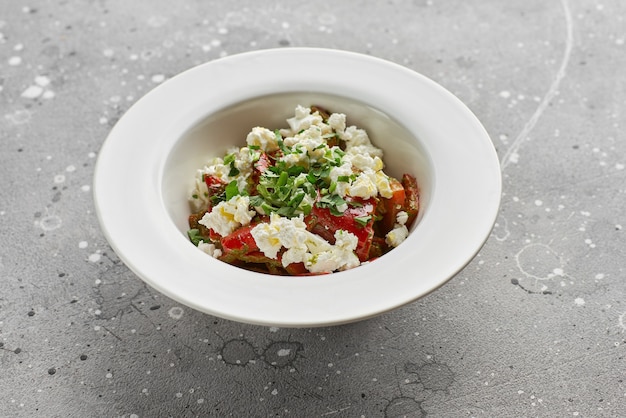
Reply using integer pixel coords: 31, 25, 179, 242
93, 48, 501, 327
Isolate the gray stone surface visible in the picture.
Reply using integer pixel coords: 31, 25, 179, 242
1, 0, 625, 416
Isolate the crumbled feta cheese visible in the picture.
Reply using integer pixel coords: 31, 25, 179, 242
246, 127, 279, 152
304, 230, 360, 273
329, 161, 354, 197
396, 210, 409, 226
346, 143, 384, 159
385, 210, 410, 247
202, 157, 231, 182
199, 195, 256, 237
286, 105, 323, 133
374, 171, 392, 199
341, 126, 371, 147
385, 224, 409, 247
348, 170, 378, 199
198, 241, 223, 258
328, 112, 346, 133
189, 172, 210, 213
251, 213, 309, 259
251, 213, 360, 273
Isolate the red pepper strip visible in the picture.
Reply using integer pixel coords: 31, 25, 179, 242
368, 236, 389, 260
219, 224, 292, 273
307, 197, 377, 262
219, 224, 259, 257
284, 262, 310, 275
378, 177, 406, 235
401, 173, 419, 228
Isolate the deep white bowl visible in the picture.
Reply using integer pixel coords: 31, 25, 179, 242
93, 48, 501, 327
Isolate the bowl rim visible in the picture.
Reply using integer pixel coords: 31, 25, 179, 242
93, 47, 502, 327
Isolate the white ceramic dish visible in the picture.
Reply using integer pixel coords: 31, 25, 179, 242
93, 48, 501, 327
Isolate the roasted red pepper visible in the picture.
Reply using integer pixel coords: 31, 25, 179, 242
378, 177, 406, 235
307, 196, 377, 262
401, 174, 419, 228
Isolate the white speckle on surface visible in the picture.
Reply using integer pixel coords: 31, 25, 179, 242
574, 298, 585, 306
151, 74, 165, 83
66, 165, 76, 172
499, 90, 511, 98
78, 241, 88, 249
197, 398, 204, 404
595, 273, 605, 280
88, 253, 101, 263
508, 151, 519, 164
105, 372, 113, 379
103, 48, 114, 58
168, 306, 184, 320
38, 215, 62, 231
616, 163, 624, 170
553, 268, 564, 276
42, 90, 55, 99
35, 76, 50, 87
175, 392, 183, 398
269, 326, 279, 332
8, 56, 22, 66
271, 388, 278, 396
21, 85, 43, 99
5, 109, 32, 125
277, 349, 291, 357
54, 174, 65, 184
535, 200, 543, 206
147, 16, 168, 28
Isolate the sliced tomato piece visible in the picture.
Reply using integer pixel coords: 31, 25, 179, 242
401, 173, 419, 228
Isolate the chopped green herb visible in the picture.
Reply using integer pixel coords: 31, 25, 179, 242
188, 229, 204, 246
225, 180, 240, 200
317, 194, 347, 216
355, 215, 372, 227
228, 162, 240, 177
223, 153, 236, 165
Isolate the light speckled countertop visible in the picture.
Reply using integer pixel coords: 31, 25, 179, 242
2, 1, 625, 416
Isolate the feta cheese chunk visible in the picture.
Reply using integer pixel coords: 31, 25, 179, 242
199, 195, 256, 237
246, 126, 279, 152
198, 241, 223, 258
385, 211, 410, 247
251, 213, 361, 273
285, 105, 323, 133
304, 230, 360, 273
